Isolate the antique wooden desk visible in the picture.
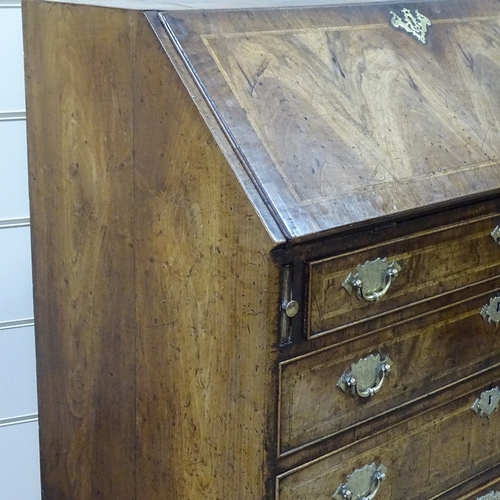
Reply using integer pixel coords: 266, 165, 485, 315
23, 0, 500, 498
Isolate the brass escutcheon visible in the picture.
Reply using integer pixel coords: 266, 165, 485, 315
471, 387, 500, 418
389, 7, 432, 44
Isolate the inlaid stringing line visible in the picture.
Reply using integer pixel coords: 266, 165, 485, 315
203, 24, 500, 207
201, 35, 306, 206
201, 15, 500, 40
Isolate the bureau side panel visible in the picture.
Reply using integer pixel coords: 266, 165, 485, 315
23, 2, 137, 499
133, 15, 280, 500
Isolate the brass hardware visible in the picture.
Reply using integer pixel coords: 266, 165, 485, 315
472, 387, 500, 418
342, 258, 401, 302
283, 300, 299, 318
480, 296, 500, 326
333, 463, 387, 500
389, 8, 432, 44
476, 492, 500, 500
491, 226, 500, 245
337, 353, 393, 398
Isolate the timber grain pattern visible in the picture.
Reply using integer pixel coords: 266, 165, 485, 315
308, 212, 500, 338
132, 13, 281, 500
24, 1, 281, 498
277, 371, 500, 500
158, 0, 500, 238
23, 0, 500, 499
23, 3, 137, 499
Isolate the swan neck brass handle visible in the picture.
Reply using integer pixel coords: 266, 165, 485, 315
333, 463, 387, 500
343, 258, 401, 302
337, 354, 393, 398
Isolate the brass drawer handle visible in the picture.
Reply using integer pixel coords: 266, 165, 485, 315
333, 463, 387, 500
471, 387, 500, 418
342, 258, 401, 302
337, 353, 393, 398
476, 491, 500, 500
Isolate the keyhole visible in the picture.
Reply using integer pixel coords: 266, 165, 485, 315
489, 395, 494, 406
496, 301, 500, 313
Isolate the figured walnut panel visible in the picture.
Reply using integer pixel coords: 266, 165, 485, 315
281, 281, 500, 454
278, 375, 500, 500
308, 212, 500, 338
159, 1, 500, 237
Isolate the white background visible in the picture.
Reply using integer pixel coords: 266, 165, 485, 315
0, 2, 41, 499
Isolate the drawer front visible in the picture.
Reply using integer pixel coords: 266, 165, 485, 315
277, 380, 500, 500
280, 283, 500, 454
308, 213, 500, 339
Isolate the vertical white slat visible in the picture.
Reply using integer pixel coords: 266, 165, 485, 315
0, 119, 29, 220
0, 4, 41, 499
0, 421, 41, 499
0, 7, 25, 112
0, 326, 38, 420
0, 226, 34, 323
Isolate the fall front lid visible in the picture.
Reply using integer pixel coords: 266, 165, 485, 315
151, 0, 500, 239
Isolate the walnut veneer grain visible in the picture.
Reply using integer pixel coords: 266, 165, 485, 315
23, 1, 500, 499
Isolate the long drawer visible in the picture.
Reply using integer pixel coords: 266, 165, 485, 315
277, 374, 500, 500
308, 212, 500, 339
280, 281, 500, 454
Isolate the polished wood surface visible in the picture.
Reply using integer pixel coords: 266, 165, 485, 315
23, 3, 137, 498
278, 372, 500, 500
454, 474, 500, 500
24, 1, 500, 499
24, 1, 281, 498
158, 1, 500, 238
308, 211, 500, 338
132, 16, 280, 499
281, 280, 500, 454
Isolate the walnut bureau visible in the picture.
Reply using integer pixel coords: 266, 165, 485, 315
22, 0, 500, 499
